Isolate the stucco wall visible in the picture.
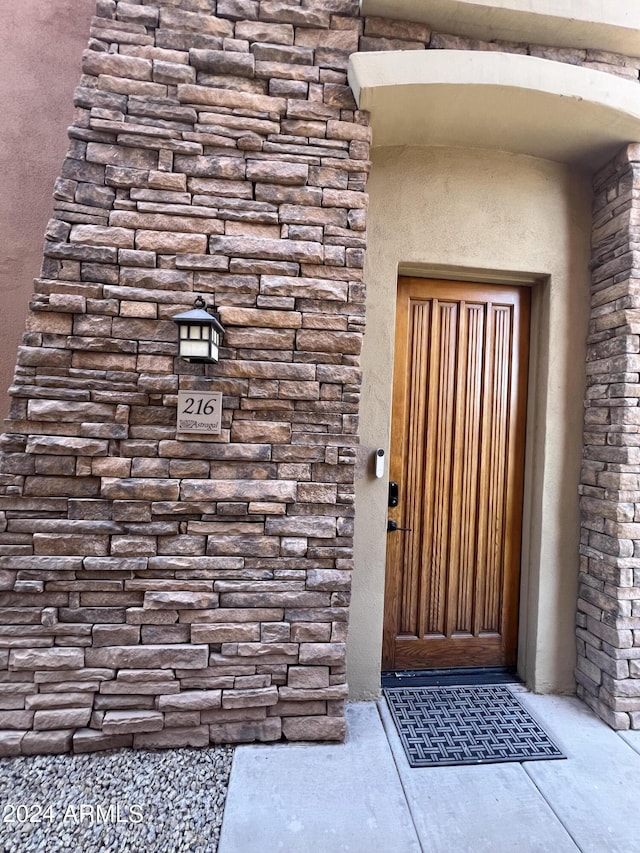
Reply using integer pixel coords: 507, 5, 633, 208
349, 146, 592, 698
0, 0, 94, 420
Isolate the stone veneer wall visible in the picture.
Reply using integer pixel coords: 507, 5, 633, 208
0, 0, 372, 756
2, 1, 640, 755
578, 145, 640, 730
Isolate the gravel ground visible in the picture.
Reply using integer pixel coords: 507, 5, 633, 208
0, 745, 234, 853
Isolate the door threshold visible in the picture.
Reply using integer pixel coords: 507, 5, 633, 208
381, 666, 521, 688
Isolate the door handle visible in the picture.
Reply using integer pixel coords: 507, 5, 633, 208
387, 519, 412, 533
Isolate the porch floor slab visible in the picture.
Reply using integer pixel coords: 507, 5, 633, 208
218, 692, 640, 853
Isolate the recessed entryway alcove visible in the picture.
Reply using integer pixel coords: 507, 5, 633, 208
346, 49, 640, 712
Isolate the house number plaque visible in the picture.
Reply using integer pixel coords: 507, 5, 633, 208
177, 391, 222, 435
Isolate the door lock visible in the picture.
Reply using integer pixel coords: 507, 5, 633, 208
387, 519, 412, 533
388, 481, 399, 508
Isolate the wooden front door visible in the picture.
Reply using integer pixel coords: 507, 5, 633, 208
383, 277, 530, 671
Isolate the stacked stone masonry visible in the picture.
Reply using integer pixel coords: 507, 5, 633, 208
0, 0, 370, 756
578, 144, 640, 731
2, 0, 640, 756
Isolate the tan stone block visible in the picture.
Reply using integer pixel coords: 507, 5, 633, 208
297, 484, 337, 504
265, 516, 335, 538
115, 669, 177, 684
28, 400, 115, 423
177, 83, 285, 115
133, 725, 210, 748
158, 690, 222, 711
221, 592, 329, 609
181, 608, 283, 624
180, 479, 296, 502
100, 680, 179, 695
224, 326, 294, 348
236, 643, 298, 658
296, 329, 362, 355
278, 685, 348, 702
209, 717, 281, 743
26, 692, 95, 711
33, 667, 113, 684
153, 59, 196, 85
282, 715, 344, 741
234, 675, 271, 690
270, 700, 325, 716
126, 608, 179, 625
141, 625, 190, 644
322, 188, 368, 209
207, 536, 280, 558
22, 729, 73, 755
220, 306, 302, 329
149, 170, 187, 190
298, 643, 345, 666
189, 48, 254, 77
364, 15, 430, 41
230, 421, 291, 443
246, 160, 308, 185
26, 312, 73, 334
162, 711, 200, 728
159, 8, 233, 36
144, 591, 219, 609
209, 236, 322, 263
87, 142, 158, 171
33, 708, 91, 730
221, 686, 278, 709
73, 728, 133, 753
135, 230, 207, 253
191, 623, 260, 643
261, 276, 347, 301
9, 647, 84, 671
101, 478, 180, 501
279, 203, 346, 228
261, 622, 290, 643
93, 625, 140, 647
83, 49, 152, 81
235, 17, 293, 42
306, 569, 351, 591
200, 706, 266, 725
85, 644, 208, 669
136, 355, 173, 374
294, 26, 356, 49
281, 538, 308, 556
287, 666, 330, 689
126, 580, 214, 593
249, 502, 287, 515
92, 458, 132, 477
0, 731, 26, 756
103, 710, 164, 734
113, 210, 224, 236
70, 224, 135, 248
0, 711, 34, 730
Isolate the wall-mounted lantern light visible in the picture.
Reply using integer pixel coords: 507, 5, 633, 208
172, 296, 225, 363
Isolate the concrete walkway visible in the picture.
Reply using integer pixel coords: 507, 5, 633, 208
218, 689, 640, 853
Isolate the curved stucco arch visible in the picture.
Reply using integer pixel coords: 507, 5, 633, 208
348, 50, 640, 168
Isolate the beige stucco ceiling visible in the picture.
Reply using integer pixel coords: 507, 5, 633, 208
360, 0, 640, 57
348, 50, 640, 169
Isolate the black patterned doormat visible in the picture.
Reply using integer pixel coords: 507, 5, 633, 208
384, 685, 565, 767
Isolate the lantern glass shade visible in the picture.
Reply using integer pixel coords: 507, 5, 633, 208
172, 302, 225, 363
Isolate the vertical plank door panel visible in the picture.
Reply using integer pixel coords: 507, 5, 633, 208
383, 278, 530, 671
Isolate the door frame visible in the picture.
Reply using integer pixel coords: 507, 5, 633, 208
382, 276, 531, 672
